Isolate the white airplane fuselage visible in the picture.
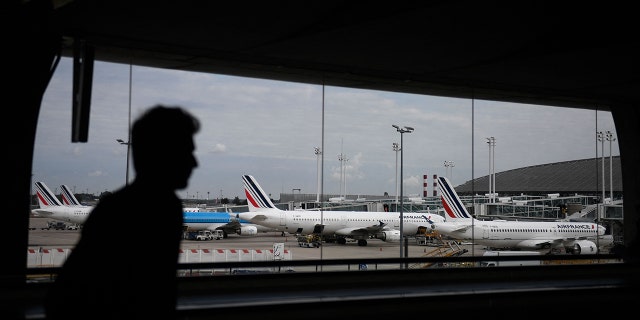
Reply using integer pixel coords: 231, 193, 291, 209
239, 209, 443, 237
240, 174, 447, 246
436, 175, 612, 254
436, 219, 611, 254
32, 206, 92, 225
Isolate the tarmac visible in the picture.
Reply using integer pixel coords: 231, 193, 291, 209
28, 217, 482, 263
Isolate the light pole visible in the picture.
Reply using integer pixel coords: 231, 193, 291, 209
486, 137, 496, 203
597, 131, 605, 204
116, 139, 131, 185
392, 142, 400, 205
606, 131, 616, 201
338, 153, 344, 198
392, 124, 414, 261
338, 153, 348, 200
344, 157, 349, 199
492, 138, 496, 203
314, 147, 322, 202
444, 160, 455, 181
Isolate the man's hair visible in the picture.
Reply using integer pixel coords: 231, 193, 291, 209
130, 105, 200, 170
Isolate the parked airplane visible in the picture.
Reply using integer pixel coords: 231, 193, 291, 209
435, 176, 612, 254
32, 181, 93, 225
36, 182, 269, 237
238, 174, 445, 246
183, 211, 276, 237
60, 184, 92, 208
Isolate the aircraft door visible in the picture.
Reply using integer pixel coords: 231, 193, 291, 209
392, 215, 400, 229
482, 225, 490, 239
340, 215, 347, 227
279, 212, 286, 227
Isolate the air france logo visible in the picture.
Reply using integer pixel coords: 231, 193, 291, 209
422, 215, 434, 224
557, 224, 593, 230
400, 214, 432, 222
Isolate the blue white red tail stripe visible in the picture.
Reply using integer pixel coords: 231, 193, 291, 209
438, 176, 471, 219
35, 181, 63, 207
242, 175, 276, 209
60, 185, 82, 206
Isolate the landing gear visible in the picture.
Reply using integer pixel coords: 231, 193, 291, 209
357, 239, 368, 246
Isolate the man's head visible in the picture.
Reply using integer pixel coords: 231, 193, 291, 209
131, 105, 200, 190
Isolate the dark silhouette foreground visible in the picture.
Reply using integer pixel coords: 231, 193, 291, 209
45, 105, 200, 319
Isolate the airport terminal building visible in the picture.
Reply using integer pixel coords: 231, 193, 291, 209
278, 156, 624, 243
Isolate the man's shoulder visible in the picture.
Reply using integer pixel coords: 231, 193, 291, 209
98, 185, 180, 208
131, 185, 180, 203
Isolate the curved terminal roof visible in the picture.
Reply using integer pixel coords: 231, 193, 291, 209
455, 156, 622, 196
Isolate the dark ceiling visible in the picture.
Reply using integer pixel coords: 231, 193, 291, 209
49, 1, 638, 110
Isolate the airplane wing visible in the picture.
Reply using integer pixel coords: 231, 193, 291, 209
244, 214, 268, 222
214, 220, 242, 235
334, 221, 387, 237
31, 209, 53, 217
435, 223, 472, 233
516, 238, 564, 249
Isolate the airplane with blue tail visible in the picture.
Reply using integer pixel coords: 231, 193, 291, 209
182, 210, 275, 237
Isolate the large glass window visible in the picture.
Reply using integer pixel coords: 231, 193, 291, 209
29, 57, 621, 271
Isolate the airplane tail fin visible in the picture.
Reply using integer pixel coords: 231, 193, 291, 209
34, 181, 63, 208
437, 176, 473, 221
60, 184, 82, 206
242, 175, 278, 212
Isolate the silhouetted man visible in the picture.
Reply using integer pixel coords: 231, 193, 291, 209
45, 105, 200, 319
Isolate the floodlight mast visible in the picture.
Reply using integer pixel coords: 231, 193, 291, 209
392, 124, 414, 265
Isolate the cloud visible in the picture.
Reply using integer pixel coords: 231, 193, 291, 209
88, 170, 107, 177
33, 57, 619, 199
210, 143, 227, 153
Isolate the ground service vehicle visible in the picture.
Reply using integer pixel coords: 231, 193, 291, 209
196, 230, 212, 241
297, 234, 321, 248
43, 221, 67, 230
210, 230, 224, 240
189, 230, 224, 241
480, 250, 542, 267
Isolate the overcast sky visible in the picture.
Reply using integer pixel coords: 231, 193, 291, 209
32, 58, 619, 201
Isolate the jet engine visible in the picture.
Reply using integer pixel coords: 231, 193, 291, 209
565, 240, 597, 255
375, 230, 401, 242
236, 226, 258, 236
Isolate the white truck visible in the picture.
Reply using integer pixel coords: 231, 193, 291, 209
43, 221, 67, 230
194, 230, 223, 241
210, 230, 224, 240
480, 250, 542, 267
66, 224, 80, 230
